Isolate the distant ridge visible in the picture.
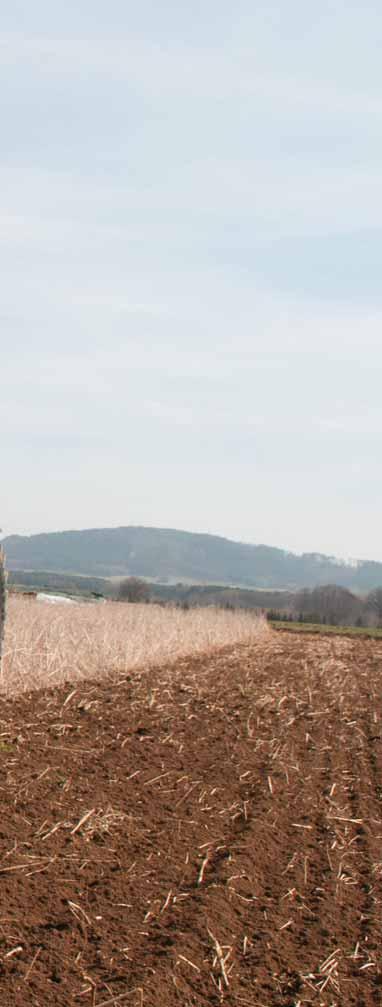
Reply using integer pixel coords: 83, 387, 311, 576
3, 526, 382, 591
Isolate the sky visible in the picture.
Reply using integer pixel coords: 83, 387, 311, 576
2, 1, 382, 559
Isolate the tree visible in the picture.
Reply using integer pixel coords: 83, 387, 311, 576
117, 577, 150, 603
294, 585, 362, 627
0, 547, 7, 667
366, 588, 382, 626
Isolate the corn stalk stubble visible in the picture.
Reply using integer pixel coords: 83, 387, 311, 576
2, 595, 268, 696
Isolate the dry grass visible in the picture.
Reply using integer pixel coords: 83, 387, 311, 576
1, 595, 267, 697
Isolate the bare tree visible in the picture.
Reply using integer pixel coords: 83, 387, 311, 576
117, 577, 151, 603
294, 585, 362, 626
366, 588, 382, 626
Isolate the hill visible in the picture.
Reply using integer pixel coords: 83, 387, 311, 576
3, 526, 382, 590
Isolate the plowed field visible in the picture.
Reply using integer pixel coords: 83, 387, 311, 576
0, 630, 381, 1006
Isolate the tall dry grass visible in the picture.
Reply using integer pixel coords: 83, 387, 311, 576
1, 595, 268, 697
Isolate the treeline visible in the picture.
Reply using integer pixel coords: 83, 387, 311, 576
7, 570, 110, 597
268, 585, 382, 628
119, 580, 382, 627
148, 582, 293, 610
8, 569, 382, 628
8, 570, 294, 609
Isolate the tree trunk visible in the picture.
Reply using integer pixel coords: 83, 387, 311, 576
0, 548, 7, 667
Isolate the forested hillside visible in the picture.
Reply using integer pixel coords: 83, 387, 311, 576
4, 526, 382, 590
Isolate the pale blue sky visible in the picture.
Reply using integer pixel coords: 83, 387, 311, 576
2, 1, 382, 559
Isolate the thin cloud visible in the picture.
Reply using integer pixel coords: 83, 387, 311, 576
1, 1, 381, 558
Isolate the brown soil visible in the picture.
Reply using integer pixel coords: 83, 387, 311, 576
0, 631, 381, 1006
